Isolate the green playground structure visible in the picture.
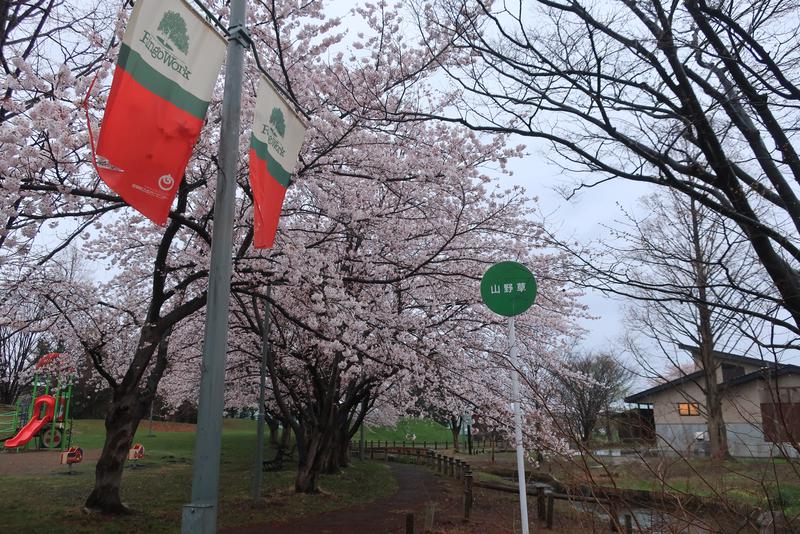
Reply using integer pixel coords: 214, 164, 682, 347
1, 353, 75, 452
0, 404, 20, 442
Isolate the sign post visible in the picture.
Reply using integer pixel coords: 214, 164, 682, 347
508, 316, 528, 534
480, 261, 537, 534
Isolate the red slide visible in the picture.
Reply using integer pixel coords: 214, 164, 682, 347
3, 395, 56, 448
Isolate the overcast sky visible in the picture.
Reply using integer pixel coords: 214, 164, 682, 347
501, 142, 657, 353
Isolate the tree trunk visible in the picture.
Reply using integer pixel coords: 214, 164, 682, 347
295, 460, 319, 493
83, 325, 175, 514
266, 416, 280, 446
295, 429, 326, 493
704, 366, 729, 460
697, 321, 729, 459
84, 390, 145, 513
581, 424, 593, 444
319, 417, 353, 474
698, 318, 729, 460
336, 419, 354, 469
449, 416, 461, 452
280, 424, 292, 449
320, 438, 340, 474
690, 199, 730, 460
337, 435, 351, 467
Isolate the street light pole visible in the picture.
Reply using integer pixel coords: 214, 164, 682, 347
181, 1, 247, 531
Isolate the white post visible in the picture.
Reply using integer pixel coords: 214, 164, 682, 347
509, 316, 530, 534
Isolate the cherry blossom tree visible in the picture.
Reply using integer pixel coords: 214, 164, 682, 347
1, 0, 587, 512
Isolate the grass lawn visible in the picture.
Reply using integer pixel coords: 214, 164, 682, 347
361, 418, 453, 445
0, 419, 398, 533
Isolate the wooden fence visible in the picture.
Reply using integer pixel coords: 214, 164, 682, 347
350, 438, 507, 453
350, 442, 636, 533
473, 480, 636, 533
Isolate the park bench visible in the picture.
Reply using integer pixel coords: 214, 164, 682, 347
262, 443, 297, 472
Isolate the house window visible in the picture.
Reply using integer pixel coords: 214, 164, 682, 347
678, 403, 700, 416
722, 364, 745, 382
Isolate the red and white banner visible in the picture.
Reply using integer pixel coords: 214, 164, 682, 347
249, 76, 306, 248
94, 0, 225, 225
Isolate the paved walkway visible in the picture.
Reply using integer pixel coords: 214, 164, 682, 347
225, 462, 446, 533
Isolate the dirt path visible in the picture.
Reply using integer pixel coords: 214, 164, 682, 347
225, 462, 447, 534
0, 448, 101, 476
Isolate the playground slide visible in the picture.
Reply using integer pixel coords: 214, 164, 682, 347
3, 395, 56, 448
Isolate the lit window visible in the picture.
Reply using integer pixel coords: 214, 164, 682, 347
678, 403, 700, 416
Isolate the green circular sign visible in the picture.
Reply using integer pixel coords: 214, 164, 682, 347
480, 261, 537, 317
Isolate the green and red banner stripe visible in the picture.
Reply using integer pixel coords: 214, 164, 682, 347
249, 135, 291, 249
249, 76, 306, 249
92, 0, 225, 225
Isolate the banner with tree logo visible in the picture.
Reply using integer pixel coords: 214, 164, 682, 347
94, 0, 225, 225
249, 76, 306, 248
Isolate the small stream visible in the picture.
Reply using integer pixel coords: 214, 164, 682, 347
568, 500, 715, 533
499, 476, 717, 533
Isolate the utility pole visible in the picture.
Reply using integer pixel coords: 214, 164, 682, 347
181, 1, 247, 531
252, 288, 271, 502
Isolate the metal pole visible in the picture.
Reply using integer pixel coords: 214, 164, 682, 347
48, 380, 60, 449
148, 397, 155, 437
359, 421, 365, 460
252, 288, 271, 502
62, 382, 73, 451
29, 373, 38, 421
181, 1, 246, 531
509, 317, 530, 534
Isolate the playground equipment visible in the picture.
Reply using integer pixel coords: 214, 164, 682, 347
61, 446, 83, 464
3, 395, 56, 448
60, 446, 83, 474
128, 443, 145, 460
0, 403, 21, 442
1, 353, 75, 452
128, 443, 145, 468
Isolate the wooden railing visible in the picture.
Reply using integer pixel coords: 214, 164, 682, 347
350, 438, 509, 454
349, 442, 636, 532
